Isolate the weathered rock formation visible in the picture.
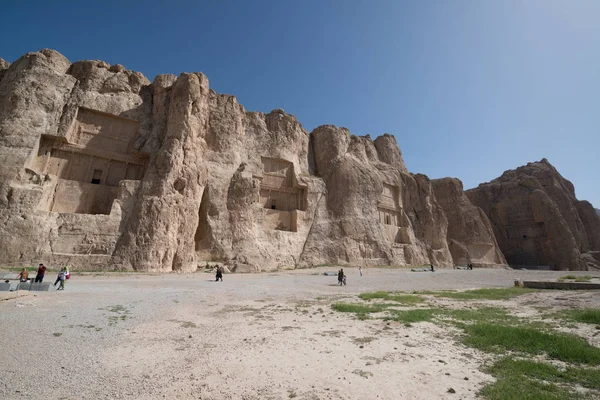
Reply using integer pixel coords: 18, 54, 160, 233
595, 208, 600, 217
467, 159, 600, 270
0, 49, 594, 272
432, 178, 506, 266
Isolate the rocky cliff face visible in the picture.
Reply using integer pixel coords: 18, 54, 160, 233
595, 208, 600, 217
7, 48, 589, 272
467, 159, 600, 270
432, 178, 506, 266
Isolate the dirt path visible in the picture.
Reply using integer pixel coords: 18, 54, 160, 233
0, 267, 597, 399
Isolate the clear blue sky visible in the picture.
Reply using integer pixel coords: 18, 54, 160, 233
1, 1, 599, 207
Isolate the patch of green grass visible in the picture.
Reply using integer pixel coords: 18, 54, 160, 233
432, 288, 537, 300
560, 275, 578, 280
481, 372, 576, 400
443, 307, 519, 325
560, 275, 593, 282
332, 303, 387, 314
359, 291, 424, 304
490, 358, 600, 391
388, 309, 436, 324
565, 309, 600, 325
481, 358, 600, 399
463, 323, 600, 365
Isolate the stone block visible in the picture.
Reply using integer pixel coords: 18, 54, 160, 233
523, 281, 600, 290
29, 282, 51, 291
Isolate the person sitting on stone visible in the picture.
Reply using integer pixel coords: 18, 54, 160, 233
17, 268, 29, 282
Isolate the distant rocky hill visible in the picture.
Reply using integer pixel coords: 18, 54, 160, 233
467, 159, 600, 270
0, 49, 597, 271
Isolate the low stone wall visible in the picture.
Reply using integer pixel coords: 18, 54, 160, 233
523, 281, 600, 290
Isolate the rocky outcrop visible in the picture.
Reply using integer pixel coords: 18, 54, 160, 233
302, 126, 455, 267
432, 178, 506, 266
0, 58, 10, 82
467, 159, 600, 270
0, 48, 527, 272
596, 208, 600, 217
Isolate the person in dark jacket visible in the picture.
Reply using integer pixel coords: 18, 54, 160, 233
35, 264, 46, 283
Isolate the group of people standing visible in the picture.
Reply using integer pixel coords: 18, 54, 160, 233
16, 264, 70, 290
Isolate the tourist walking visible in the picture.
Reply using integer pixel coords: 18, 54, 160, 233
338, 269, 346, 285
215, 266, 223, 282
54, 267, 66, 289
35, 263, 46, 283
359, 266, 363, 276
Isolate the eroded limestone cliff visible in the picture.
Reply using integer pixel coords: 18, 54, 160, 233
467, 159, 600, 270
0, 49, 593, 271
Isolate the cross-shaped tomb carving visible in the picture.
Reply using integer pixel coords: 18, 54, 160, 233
257, 157, 307, 232
378, 183, 410, 244
30, 108, 148, 215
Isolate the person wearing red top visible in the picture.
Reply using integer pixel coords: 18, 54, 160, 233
35, 263, 47, 283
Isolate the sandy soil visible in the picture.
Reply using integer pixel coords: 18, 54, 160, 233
0, 267, 598, 400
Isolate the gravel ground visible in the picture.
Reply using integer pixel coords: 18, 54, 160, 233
0, 267, 598, 399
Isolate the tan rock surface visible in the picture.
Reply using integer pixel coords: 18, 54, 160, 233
432, 177, 506, 266
0, 49, 509, 271
467, 159, 600, 270
0, 58, 9, 82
